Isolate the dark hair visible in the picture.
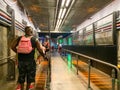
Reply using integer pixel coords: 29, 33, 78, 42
25, 26, 32, 33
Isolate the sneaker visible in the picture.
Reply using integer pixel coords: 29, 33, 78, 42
16, 84, 21, 90
29, 84, 34, 90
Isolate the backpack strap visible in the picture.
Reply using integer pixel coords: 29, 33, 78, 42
11, 36, 22, 53
30, 36, 36, 48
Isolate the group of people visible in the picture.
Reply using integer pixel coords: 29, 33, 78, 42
11, 26, 49, 90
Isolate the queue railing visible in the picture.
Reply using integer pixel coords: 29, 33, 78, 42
44, 51, 51, 90
63, 49, 120, 90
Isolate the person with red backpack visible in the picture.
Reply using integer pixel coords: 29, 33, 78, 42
11, 26, 45, 90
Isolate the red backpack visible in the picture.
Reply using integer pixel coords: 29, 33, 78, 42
17, 36, 33, 54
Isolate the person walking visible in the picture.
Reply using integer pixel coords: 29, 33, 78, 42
11, 26, 45, 90
43, 38, 50, 55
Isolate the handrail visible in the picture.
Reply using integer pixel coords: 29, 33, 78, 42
0, 55, 16, 66
44, 51, 51, 90
0, 55, 16, 80
63, 49, 120, 90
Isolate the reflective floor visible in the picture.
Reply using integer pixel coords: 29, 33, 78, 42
0, 52, 113, 90
0, 59, 48, 90
50, 53, 87, 90
50, 52, 112, 90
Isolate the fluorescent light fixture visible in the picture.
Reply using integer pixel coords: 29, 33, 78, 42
58, 9, 63, 19
61, 8, 66, 19
66, 0, 71, 7
61, 0, 66, 7
54, 0, 59, 28
56, 19, 62, 28
55, 0, 73, 31
58, 19, 62, 27
56, 21, 59, 28
55, 20, 62, 31
55, 19, 60, 31
59, 0, 75, 30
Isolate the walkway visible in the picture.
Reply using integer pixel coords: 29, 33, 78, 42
50, 53, 87, 90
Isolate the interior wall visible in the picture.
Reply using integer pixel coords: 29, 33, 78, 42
0, 25, 8, 83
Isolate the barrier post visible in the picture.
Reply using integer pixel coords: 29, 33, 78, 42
76, 55, 78, 75
88, 59, 91, 90
112, 69, 116, 90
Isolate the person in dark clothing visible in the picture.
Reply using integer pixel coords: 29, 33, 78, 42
11, 26, 45, 90
43, 38, 50, 54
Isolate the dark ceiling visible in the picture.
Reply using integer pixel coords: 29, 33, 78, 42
18, 0, 113, 37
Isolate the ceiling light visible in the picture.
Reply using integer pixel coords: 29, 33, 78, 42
66, 0, 71, 7
58, 19, 62, 27
59, 0, 75, 30
56, 19, 62, 29
58, 9, 63, 19
61, 0, 66, 7
55, 0, 74, 31
54, 0, 59, 28
61, 8, 66, 19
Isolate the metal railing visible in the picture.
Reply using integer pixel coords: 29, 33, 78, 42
0, 55, 16, 80
63, 49, 120, 90
44, 51, 51, 90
